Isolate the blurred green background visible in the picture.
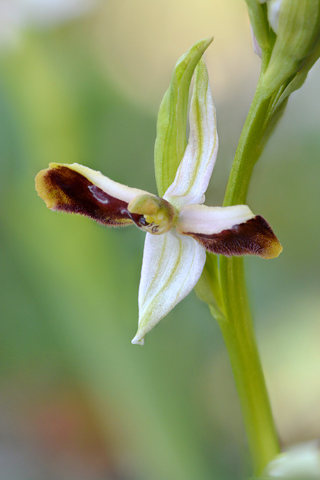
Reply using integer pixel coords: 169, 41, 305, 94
0, 1, 320, 479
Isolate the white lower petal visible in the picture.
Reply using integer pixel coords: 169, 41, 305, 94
176, 204, 255, 235
132, 230, 206, 345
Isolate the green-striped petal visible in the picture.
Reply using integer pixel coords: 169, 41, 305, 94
163, 58, 218, 210
131, 230, 206, 345
154, 37, 213, 197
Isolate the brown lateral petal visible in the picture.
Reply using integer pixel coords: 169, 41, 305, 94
35, 165, 143, 227
184, 215, 283, 259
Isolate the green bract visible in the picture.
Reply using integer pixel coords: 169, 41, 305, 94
246, 0, 270, 53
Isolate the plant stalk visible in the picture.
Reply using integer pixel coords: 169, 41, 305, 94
219, 257, 279, 475
219, 80, 281, 475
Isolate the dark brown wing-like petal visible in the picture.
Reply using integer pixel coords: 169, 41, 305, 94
35, 163, 149, 227
177, 205, 282, 259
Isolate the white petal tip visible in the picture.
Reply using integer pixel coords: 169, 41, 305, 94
131, 335, 145, 346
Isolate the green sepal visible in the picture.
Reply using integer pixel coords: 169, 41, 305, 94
260, 33, 320, 137
245, 0, 271, 53
261, 0, 320, 98
276, 35, 320, 104
154, 37, 213, 197
195, 252, 225, 324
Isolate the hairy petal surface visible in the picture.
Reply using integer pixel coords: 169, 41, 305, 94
164, 59, 218, 209
35, 162, 149, 226
177, 204, 283, 259
132, 230, 206, 345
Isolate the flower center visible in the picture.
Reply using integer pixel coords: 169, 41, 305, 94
128, 194, 177, 235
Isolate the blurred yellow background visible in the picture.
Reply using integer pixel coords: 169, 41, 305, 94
0, 1, 320, 479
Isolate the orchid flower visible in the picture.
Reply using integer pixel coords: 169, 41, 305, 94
35, 51, 282, 345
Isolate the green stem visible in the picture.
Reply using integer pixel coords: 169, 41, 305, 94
223, 85, 270, 207
219, 82, 281, 475
219, 258, 279, 475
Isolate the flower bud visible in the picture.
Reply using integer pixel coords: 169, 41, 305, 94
262, 0, 320, 97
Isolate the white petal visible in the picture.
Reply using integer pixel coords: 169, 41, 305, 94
131, 230, 206, 345
176, 204, 255, 235
267, 0, 283, 33
265, 441, 320, 477
54, 162, 149, 203
163, 59, 218, 209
